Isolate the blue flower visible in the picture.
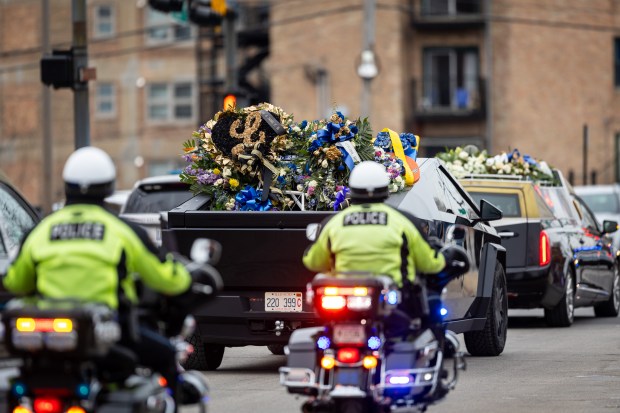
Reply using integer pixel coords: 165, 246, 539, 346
374, 132, 392, 150
400, 133, 417, 151
299, 120, 308, 130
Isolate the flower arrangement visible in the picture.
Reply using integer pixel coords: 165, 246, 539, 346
181, 103, 412, 211
436, 146, 555, 182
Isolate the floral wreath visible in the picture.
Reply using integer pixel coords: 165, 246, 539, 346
181, 104, 412, 211
436, 146, 555, 182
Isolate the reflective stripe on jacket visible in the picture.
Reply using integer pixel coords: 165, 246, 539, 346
4, 204, 191, 309
302, 203, 445, 286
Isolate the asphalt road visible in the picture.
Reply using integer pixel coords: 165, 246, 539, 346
202, 308, 620, 413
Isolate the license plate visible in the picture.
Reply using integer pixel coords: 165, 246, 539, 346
265, 292, 303, 312
333, 324, 366, 345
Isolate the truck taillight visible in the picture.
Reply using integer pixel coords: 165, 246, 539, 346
539, 230, 550, 266
321, 296, 346, 310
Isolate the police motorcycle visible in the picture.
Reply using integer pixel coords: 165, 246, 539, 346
280, 225, 469, 413
1, 238, 223, 413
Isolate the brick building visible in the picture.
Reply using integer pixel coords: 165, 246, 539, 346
271, 0, 620, 186
3, 0, 620, 209
0, 0, 200, 209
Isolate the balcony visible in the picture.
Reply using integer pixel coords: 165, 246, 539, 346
412, 77, 487, 122
411, 0, 485, 30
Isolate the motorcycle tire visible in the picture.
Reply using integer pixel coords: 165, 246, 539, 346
183, 333, 225, 371
336, 399, 365, 413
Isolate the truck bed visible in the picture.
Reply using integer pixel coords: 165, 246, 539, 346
163, 195, 333, 345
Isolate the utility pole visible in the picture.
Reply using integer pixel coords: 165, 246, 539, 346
223, 11, 238, 97
72, 0, 90, 148
583, 124, 589, 186
41, 0, 53, 215
358, 0, 377, 119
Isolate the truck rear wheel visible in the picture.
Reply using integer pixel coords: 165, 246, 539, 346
183, 333, 225, 371
267, 344, 286, 355
464, 261, 507, 357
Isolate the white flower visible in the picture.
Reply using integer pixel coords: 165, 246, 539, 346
222, 167, 232, 178
458, 151, 469, 160
494, 160, 504, 169
486, 158, 495, 167
321, 159, 329, 168
309, 180, 318, 188
215, 178, 224, 186
296, 184, 304, 191
279, 168, 287, 177
453, 160, 463, 167
292, 126, 301, 133
502, 164, 512, 174
395, 176, 403, 184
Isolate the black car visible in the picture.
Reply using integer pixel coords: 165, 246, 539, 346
166, 157, 508, 370
462, 170, 619, 327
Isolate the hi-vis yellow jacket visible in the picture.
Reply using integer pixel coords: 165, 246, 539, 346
303, 203, 445, 286
4, 204, 191, 309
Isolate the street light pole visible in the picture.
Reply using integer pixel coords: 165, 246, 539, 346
359, 0, 376, 119
41, 0, 53, 214
72, 0, 90, 149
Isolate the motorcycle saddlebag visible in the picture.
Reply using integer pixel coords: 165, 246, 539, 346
286, 327, 322, 370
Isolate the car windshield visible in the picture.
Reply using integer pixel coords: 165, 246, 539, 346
468, 192, 521, 217
123, 183, 193, 213
579, 193, 620, 214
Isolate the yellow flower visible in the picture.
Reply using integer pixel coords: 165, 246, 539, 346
229, 178, 240, 188
213, 168, 221, 175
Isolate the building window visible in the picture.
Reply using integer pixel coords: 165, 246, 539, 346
615, 38, 620, 88
421, 47, 479, 110
146, 9, 191, 44
95, 82, 116, 118
94, 4, 115, 39
147, 82, 194, 122
421, 0, 481, 16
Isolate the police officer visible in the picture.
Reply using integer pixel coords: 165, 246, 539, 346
303, 161, 446, 288
4, 146, 191, 396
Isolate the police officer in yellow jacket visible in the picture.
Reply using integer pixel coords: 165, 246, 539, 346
4, 146, 191, 395
303, 161, 445, 286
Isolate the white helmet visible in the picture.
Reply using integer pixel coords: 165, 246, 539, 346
63, 146, 116, 199
348, 161, 390, 203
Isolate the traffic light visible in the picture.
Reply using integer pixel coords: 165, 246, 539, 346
148, 0, 184, 13
189, 0, 226, 26
223, 93, 237, 110
41, 50, 74, 89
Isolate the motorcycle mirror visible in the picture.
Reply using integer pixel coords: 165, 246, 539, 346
445, 225, 467, 243
190, 238, 222, 265
306, 223, 321, 242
